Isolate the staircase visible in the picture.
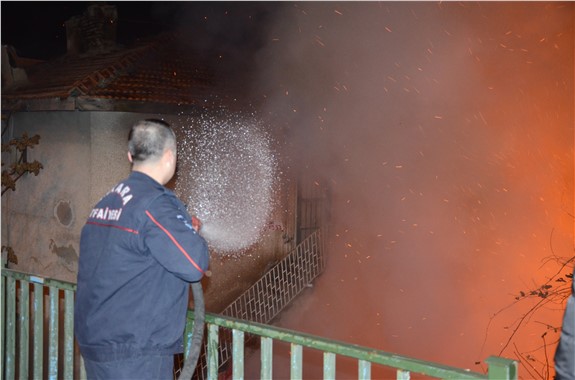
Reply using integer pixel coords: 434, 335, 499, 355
180, 229, 325, 379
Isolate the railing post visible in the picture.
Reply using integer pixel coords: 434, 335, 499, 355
48, 286, 59, 380
397, 369, 411, 379
33, 282, 44, 379
1, 275, 4, 379
486, 356, 518, 380
5, 276, 16, 379
323, 351, 336, 380
207, 324, 219, 380
358, 359, 371, 380
64, 289, 75, 379
19, 280, 30, 379
261, 336, 273, 379
290, 343, 302, 380
232, 329, 244, 380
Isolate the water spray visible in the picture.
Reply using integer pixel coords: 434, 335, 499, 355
177, 111, 278, 256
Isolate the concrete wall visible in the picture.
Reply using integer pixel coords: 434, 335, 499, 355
1, 111, 137, 281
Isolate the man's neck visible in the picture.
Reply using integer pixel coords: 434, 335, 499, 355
132, 165, 165, 185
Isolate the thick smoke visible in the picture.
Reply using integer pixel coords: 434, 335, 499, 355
247, 2, 573, 378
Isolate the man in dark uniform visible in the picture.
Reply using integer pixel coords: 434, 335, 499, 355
75, 119, 210, 379
555, 265, 574, 380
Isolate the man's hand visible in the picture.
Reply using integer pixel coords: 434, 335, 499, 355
191, 216, 202, 232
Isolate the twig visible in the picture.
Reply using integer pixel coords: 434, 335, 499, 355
514, 343, 543, 380
499, 297, 547, 356
542, 333, 549, 380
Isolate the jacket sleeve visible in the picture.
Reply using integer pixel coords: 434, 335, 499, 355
554, 266, 575, 380
142, 195, 209, 283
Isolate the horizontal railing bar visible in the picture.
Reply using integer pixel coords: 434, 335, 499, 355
2, 268, 77, 291
194, 312, 487, 380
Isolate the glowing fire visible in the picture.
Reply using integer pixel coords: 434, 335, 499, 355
246, 2, 573, 379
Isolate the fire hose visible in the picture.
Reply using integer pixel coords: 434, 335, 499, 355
178, 215, 208, 380
177, 281, 205, 380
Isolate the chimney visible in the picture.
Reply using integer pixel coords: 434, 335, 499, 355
2, 45, 28, 88
65, 3, 118, 55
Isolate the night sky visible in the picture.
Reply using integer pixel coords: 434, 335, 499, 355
1, 2, 279, 60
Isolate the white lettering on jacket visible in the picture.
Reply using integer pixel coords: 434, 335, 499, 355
109, 183, 133, 206
90, 183, 133, 222
89, 207, 123, 221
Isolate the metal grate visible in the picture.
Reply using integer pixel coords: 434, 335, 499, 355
179, 229, 325, 379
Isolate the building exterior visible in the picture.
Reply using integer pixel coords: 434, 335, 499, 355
1, 4, 301, 312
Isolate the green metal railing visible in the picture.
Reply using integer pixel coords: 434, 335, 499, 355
187, 311, 517, 380
1, 269, 86, 380
2, 268, 518, 380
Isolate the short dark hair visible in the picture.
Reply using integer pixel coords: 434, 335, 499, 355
128, 119, 176, 163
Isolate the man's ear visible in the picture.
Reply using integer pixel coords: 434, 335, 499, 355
164, 148, 175, 163
127, 152, 133, 163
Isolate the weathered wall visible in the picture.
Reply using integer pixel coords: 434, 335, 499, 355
1, 111, 136, 281
3, 111, 90, 281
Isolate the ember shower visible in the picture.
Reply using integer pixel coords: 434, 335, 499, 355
243, 2, 574, 379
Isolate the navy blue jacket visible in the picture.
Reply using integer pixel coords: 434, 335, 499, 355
75, 171, 209, 361
555, 265, 575, 380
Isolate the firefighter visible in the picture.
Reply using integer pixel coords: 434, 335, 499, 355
554, 264, 575, 380
75, 119, 209, 379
